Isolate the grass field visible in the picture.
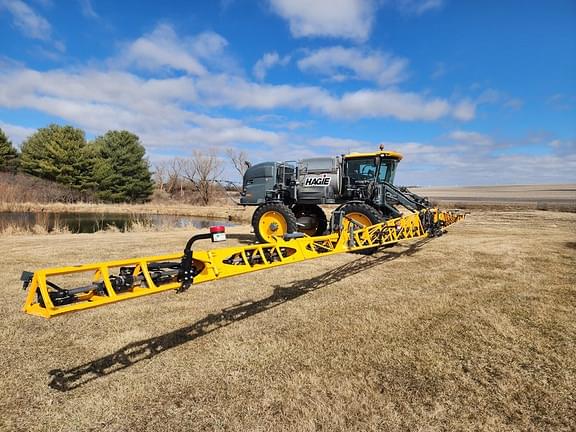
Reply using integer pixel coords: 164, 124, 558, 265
419, 184, 576, 212
2, 209, 575, 431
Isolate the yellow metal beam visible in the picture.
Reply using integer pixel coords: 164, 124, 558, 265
22, 209, 464, 318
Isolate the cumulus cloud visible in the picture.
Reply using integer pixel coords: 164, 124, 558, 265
298, 46, 409, 86
253, 51, 290, 81
195, 74, 474, 121
322, 89, 452, 120
0, 63, 474, 136
268, 0, 444, 41
268, 0, 376, 41
0, 66, 282, 153
116, 24, 229, 76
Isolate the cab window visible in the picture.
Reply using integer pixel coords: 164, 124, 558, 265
346, 158, 377, 181
377, 160, 397, 183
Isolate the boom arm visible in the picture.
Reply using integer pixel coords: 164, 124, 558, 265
381, 182, 432, 215
22, 209, 464, 319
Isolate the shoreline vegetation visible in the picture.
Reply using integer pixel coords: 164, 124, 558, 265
0, 201, 253, 220
1, 199, 574, 236
1, 183, 574, 236
0, 202, 254, 236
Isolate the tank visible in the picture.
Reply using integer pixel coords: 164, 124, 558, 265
296, 157, 340, 203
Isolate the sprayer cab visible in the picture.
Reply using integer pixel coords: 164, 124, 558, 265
342, 150, 402, 189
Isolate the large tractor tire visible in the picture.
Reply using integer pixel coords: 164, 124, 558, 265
340, 203, 384, 255
292, 204, 328, 237
252, 202, 298, 243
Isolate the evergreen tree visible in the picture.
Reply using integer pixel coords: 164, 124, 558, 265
0, 128, 19, 172
93, 130, 154, 202
19, 124, 94, 191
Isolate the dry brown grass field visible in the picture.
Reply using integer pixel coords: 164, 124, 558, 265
419, 184, 576, 212
2, 209, 575, 431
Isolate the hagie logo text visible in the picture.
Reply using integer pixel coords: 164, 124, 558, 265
303, 176, 331, 187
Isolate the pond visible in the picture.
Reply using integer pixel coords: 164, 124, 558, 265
0, 211, 237, 234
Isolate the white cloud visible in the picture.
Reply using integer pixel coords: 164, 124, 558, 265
452, 99, 476, 121
0, 0, 51, 40
0, 67, 283, 152
322, 89, 452, 120
253, 51, 290, 81
268, 0, 376, 41
0, 63, 472, 126
196, 75, 469, 121
389, 138, 576, 186
116, 24, 229, 76
0, 121, 35, 146
298, 46, 408, 86
548, 139, 576, 156
448, 130, 493, 147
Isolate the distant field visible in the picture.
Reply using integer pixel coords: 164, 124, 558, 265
2, 209, 575, 431
418, 184, 576, 212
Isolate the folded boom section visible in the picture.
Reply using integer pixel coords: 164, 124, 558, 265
22, 209, 464, 318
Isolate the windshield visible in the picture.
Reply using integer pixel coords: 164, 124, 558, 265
346, 157, 398, 183
377, 159, 398, 183
346, 157, 377, 181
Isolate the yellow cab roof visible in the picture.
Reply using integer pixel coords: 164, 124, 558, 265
344, 150, 403, 161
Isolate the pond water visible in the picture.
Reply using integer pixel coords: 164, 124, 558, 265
0, 211, 237, 233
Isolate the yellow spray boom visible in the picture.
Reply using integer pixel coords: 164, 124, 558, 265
22, 209, 464, 319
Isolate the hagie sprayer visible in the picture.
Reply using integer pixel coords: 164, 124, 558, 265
21, 145, 464, 319
241, 145, 435, 246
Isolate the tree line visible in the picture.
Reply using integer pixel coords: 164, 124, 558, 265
1, 125, 252, 205
0, 124, 153, 203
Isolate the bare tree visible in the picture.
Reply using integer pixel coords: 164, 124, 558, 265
225, 148, 250, 180
167, 157, 187, 198
153, 160, 170, 192
186, 149, 224, 205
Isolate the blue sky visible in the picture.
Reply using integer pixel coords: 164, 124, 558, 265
0, 0, 575, 185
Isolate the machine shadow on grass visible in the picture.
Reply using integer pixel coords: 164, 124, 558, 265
48, 238, 432, 391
